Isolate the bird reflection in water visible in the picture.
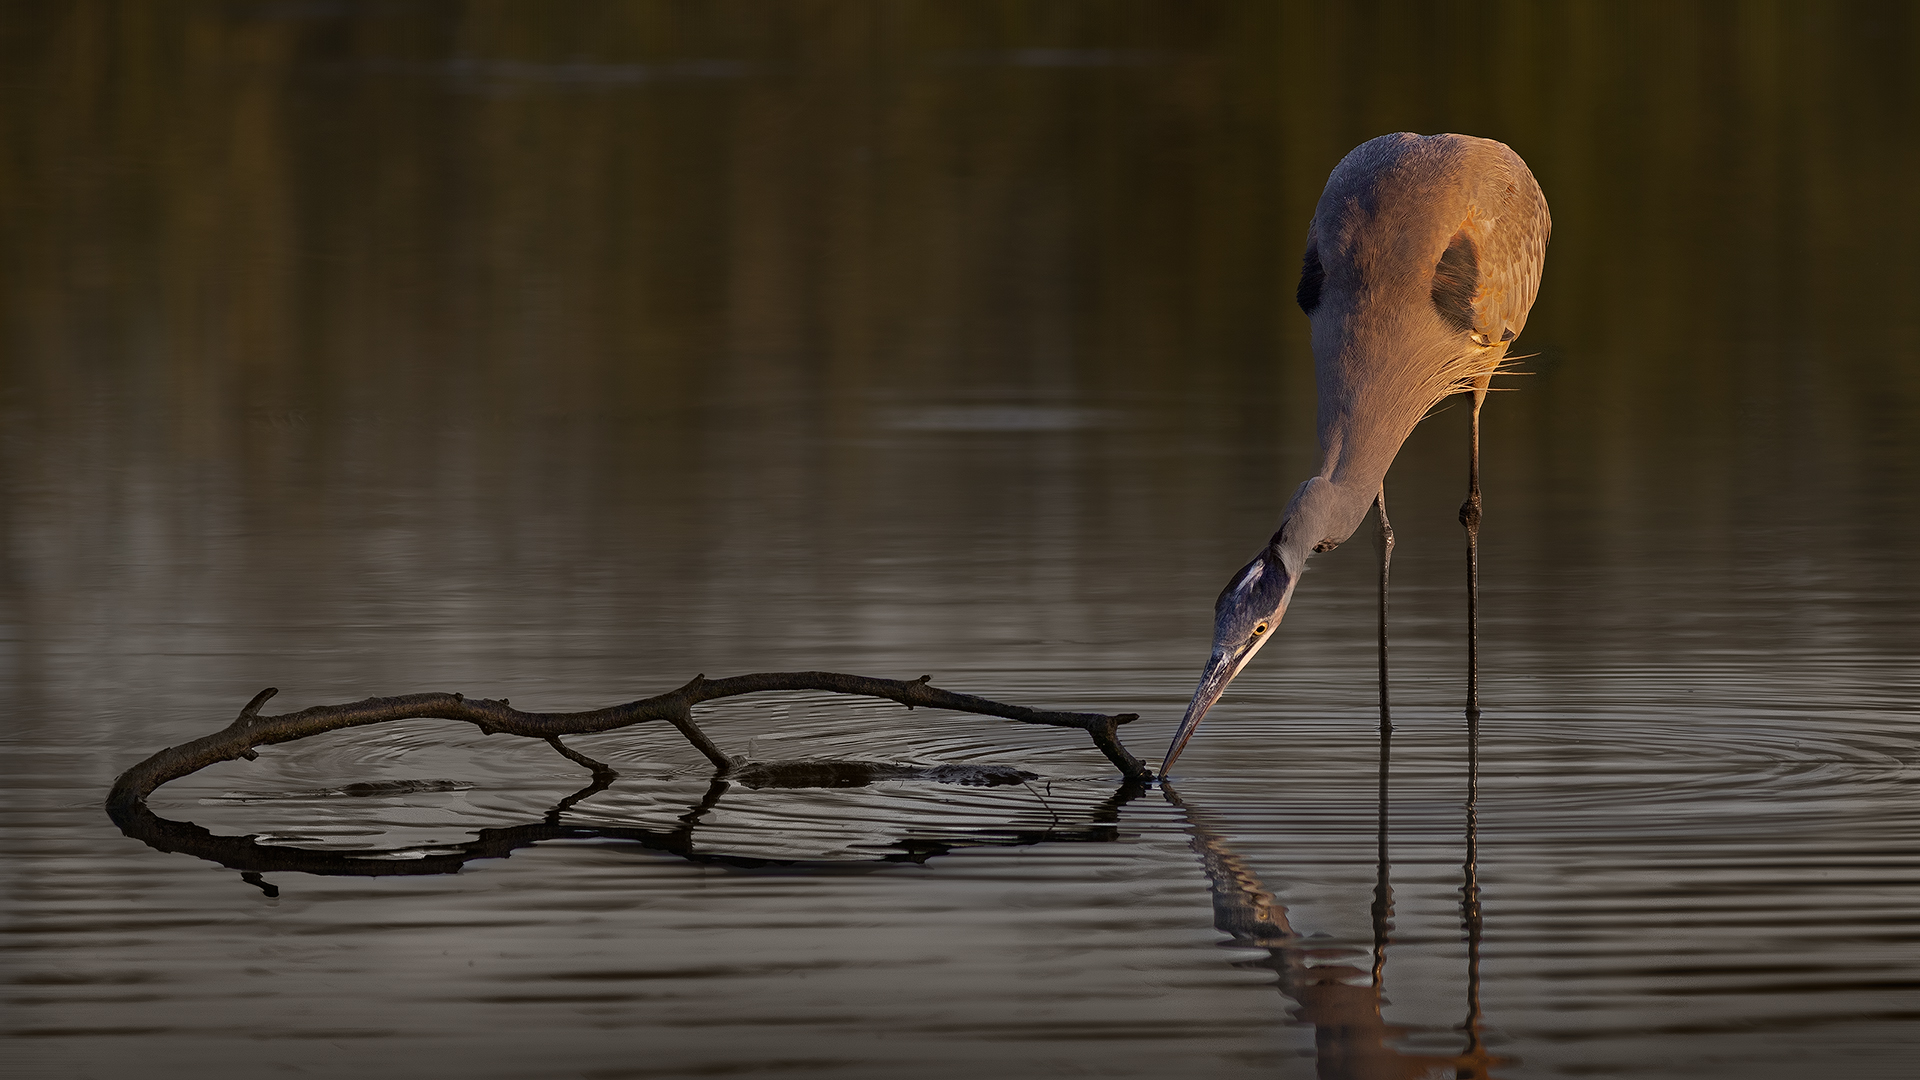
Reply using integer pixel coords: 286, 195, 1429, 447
1164, 713, 1499, 1078
114, 725, 1497, 1076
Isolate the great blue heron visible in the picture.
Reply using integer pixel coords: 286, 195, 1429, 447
1162, 132, 1550, 775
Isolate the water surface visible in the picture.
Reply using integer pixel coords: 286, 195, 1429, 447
4, 4, 1919, 1078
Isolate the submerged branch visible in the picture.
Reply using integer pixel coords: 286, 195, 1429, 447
106, 671, 1149, 810
544, 736, 618, 783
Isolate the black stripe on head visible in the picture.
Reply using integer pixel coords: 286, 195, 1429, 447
1431, 229, 1478, 333
1213, 549, 1290, 633
1296, 243, 1324, 315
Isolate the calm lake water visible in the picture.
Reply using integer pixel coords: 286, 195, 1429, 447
4, 4, 1919, 1078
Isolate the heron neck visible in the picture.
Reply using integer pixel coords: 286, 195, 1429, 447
1273, 472, 1379, 572
1313, 379, 1429, 497
1305, 333, 1453, 546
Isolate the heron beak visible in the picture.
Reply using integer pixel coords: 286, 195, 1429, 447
1161, 559, 1296, 776
1161, 647, 1251, 775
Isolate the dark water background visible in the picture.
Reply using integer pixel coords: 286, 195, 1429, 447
4, 3, 1919, 1077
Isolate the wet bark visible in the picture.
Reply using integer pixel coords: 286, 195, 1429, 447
106, 672, 1149, 811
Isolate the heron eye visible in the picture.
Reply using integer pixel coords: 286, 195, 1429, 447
1253, 623, 1268, 636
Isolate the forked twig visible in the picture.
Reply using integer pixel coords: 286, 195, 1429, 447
106, 671, 1149, 809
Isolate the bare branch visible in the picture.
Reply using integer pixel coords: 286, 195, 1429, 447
662, 712, 736, 772
544, 736, 618, 782
106, 671, 1150, 810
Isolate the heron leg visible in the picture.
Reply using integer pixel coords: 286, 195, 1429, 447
1373, 487, 1394, 725
1373, 486, 1395, 987
1458, 385, 1488, 719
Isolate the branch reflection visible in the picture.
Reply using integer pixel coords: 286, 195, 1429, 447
113, 726, 1497, 1078
109, 767, 1148, 893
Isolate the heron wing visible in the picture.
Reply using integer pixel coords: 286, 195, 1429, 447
1466, 149, 1552, 345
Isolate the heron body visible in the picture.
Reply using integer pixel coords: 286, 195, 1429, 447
1163, 132, 1550, 774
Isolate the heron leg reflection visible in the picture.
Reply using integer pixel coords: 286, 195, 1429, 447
1459, 382, 1489, 718
1371, 696, 1393, 988
1460, 710, 1487, 1071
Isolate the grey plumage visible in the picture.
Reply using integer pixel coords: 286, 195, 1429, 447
1162, 133, 1551, 774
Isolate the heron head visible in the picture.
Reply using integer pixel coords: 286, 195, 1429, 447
1160, 477, 1354, 777
1160, 545, 1298, 775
